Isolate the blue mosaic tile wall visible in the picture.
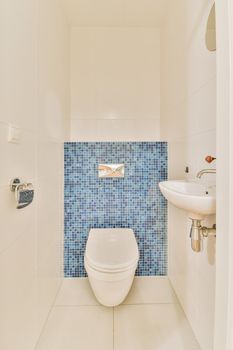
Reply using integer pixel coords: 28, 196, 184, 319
64, 142, 168, 277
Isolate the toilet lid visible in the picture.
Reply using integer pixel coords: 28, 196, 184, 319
85, 228, 139, 272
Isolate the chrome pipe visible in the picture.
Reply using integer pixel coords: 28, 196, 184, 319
190, 220, 202, 252
190, 220, 216, 252
196, 169, 216, 179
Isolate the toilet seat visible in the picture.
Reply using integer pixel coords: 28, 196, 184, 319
85, 228, 139, 272
85, 259, 138, 282
85, 255, 138, 273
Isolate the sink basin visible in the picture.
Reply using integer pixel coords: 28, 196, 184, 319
159, 180, 216, 220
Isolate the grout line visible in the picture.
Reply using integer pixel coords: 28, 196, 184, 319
54, 294, 179, 308
122, 301, 178, 306
162, 73, 216, 113
53, 301, 178, 308
0, 119, 64, 142
54, 304, 105, 308
113, 307, 115, 350
70, 117, 160, 121
33, 280, 64, 350
0, 222, 38, 257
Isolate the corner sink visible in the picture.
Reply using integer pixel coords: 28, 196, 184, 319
159, 180, 216, 220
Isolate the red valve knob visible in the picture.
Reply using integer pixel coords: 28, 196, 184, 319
205, 155, 216, 163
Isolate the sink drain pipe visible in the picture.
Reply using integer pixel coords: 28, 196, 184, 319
190, 220, 216, 252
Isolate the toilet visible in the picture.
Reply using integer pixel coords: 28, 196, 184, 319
84, 228, 139, 307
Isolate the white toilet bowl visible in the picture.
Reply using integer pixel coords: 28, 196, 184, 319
84, 228, 139, 307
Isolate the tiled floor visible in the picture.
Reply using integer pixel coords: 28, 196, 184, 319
35, 277, 201, 350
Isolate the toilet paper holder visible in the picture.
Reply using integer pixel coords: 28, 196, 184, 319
10, 178, 34, 209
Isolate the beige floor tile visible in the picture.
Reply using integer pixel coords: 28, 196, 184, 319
55, 277, 177, 307
36, 306, 113, 350
55, 278, 99, 306
114, 304, 200, 350
124, 276, 178, 304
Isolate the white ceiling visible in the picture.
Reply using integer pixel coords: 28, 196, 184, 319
62, 0, 168, 27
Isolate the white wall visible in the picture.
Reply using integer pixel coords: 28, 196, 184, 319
214, 0, 233, 348
70, 27, 160, 141
161, 1, 216, 349
0, 0, 69, 349
62, 0, 169, 27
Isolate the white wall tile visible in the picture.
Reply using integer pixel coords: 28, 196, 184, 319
62, 0, 169, 27
186, 130, 216, 180
37, 0, 70, 140
36, 137, 63, 179
161, 1, 216, 349
71, 118, 160, 141
0, 230, 38, 350
185, 78, 216, 136
0, 185, 35, 254
0, 0, 69, 349
70, 27, 160, 141
34, 0, 70, 340
0, 0, 36, 131
0, 123, 36, 187
160, 0, 216, 111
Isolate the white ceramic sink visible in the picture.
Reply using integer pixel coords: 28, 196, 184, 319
159, 180, 216, 220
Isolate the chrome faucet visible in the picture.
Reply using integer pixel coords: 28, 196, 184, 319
196, 169, 216, 179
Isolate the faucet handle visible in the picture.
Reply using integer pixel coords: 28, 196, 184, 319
205, 155, 216, 163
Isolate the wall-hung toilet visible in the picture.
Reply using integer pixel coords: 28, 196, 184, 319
84, 228, 139, 307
